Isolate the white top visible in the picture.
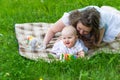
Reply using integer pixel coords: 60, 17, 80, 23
61, 6, 120, 42
51, 39, 88, 55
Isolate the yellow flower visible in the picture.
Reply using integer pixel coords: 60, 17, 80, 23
39, 78, 43, 80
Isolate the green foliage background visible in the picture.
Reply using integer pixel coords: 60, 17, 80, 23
0, 0, 120, 80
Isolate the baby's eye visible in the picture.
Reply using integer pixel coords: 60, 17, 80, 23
63, 37, 66, 39
68, 37, 72, 39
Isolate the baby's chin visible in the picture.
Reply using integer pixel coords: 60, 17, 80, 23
65, 45, 73, 48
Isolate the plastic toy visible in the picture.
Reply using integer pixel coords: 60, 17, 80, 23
27, 36, 39, 49
60, 53, 77, 61
27, 36, 34, 44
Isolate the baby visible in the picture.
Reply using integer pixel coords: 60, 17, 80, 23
51, 26, 88, 59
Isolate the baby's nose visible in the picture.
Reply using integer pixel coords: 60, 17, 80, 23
65, 39, 69, 42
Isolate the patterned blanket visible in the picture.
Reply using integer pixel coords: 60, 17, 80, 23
15, 22, 59, 61
15, 22, 120, 61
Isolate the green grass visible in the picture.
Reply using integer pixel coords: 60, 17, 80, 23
0, 0, 120, 80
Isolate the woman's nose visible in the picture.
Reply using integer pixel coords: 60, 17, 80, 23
79, 30, 84, 34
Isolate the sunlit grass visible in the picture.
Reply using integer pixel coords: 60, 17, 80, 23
0, 0, 120, 80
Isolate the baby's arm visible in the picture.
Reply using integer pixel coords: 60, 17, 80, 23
43, 18, 65, 47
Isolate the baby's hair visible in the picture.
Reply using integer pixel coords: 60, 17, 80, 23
61, 25, 77, 36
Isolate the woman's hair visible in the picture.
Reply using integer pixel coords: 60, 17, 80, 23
69, 7, 100, 48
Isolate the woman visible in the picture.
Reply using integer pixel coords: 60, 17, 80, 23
42, 6, 120, 50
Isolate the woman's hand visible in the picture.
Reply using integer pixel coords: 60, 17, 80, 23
38, 43, 46, 50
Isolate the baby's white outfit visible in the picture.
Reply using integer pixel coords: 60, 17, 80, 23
51, 39, 88, 56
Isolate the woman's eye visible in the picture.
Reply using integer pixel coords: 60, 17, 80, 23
84, 31, 89, 34
78, 27, 81, 30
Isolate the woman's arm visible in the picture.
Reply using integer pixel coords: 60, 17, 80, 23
97, 27, 105, 46
43, 18, 66, 46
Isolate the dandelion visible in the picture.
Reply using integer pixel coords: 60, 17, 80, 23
39, 78, 43, 80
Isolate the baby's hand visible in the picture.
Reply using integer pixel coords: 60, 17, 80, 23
77, 51, 85, 58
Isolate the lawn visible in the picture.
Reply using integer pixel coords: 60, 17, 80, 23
0, 0, 120, 80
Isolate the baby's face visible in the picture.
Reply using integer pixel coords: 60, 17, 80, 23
61, 33, 77, 48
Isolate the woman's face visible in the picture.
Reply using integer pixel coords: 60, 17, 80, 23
76, 22, 92, 35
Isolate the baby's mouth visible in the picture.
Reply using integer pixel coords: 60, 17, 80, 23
66, 42, 70, 45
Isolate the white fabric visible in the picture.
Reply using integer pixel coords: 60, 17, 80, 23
61, 12, 70, 26
61, 6, 120, 42
51, 39, 88, 55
